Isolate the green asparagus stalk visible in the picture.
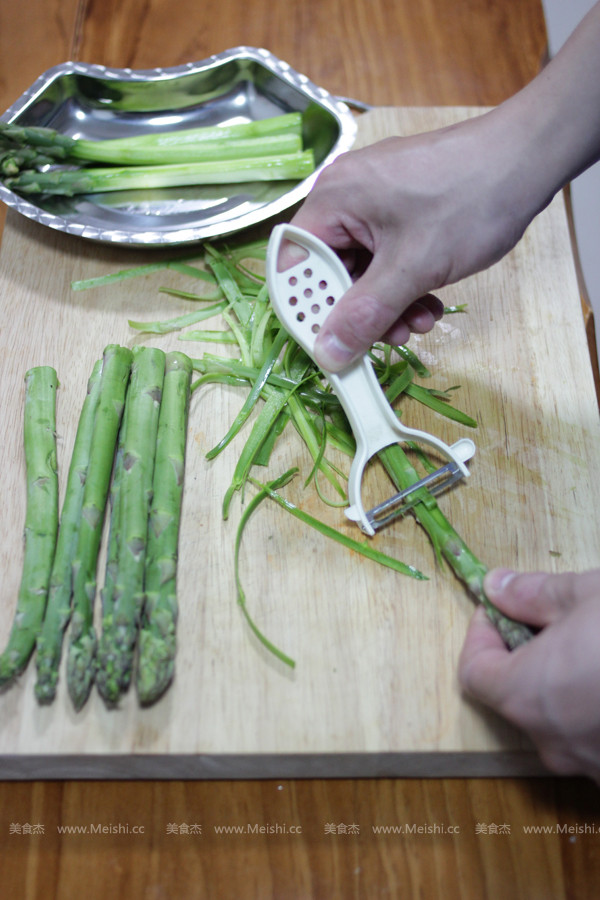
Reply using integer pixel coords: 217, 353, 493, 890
99, 397, 128, 645
72, 113, 303, 158
378, 444, 534, 649
136, 351, 192, 705
62, 134, 303, 167
66, 345, 133, 710
0, 113, 303, 165
0, 134, 302, 176
0, 367, 58, 686
4, 152, 316, 197
95, 346, 166, 705
34, 358, 104, 703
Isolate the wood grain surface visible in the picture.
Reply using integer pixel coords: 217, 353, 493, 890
1, 105, 599, 781
2, 1, 600, 898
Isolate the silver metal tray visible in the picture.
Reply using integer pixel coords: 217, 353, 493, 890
0, 48, 357, 246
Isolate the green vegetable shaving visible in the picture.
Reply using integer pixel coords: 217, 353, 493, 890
235, 469, 428, 669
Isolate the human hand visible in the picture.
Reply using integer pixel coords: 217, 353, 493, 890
288, 1, 600, 372
459, 568, 600, 782
290, 112, 542, 372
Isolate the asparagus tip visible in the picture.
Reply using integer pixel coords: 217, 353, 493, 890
136, 628, 176, 706
0, 655, 19, 689
34, 646, 60, 704
66, 631, 97, 711
95, 616, 143, 707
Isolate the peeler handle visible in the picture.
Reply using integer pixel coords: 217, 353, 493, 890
330, 358, 475, 535
266, 224, 476, 536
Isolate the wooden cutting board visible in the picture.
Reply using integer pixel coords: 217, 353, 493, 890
1, 107, 599, 779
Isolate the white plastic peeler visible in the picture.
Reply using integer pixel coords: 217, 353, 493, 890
266, 224, 476, 536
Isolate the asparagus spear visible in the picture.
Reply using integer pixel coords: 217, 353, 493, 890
4, 152, 315, 196
95, 346, 165, 705
98, 397, 128, 661
0, 113, 303, 164
379, 444, 534, 649
61, 134, 303, 167
0, 123, 77, 160
0, 367, 59, 686
0, 147, 54, 175
66, 345, 132, 710
136, 351, 192, 705
1, 136, 303, 175
34, 358, 103, 704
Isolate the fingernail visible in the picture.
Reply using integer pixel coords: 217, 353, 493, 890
315, 332, 356, 371
484, 568, 516, 598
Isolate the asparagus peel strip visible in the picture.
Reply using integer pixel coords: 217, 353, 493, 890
66, 345, 133, 711
234, 470, 300, 669
95, 346, 166, 705
0, 367, 59, 686
178, 330, 237, 343
248, 474, 428, 581
403, 382, 478, 428
204, 244, 254, 328
191, 356, 336, 409
205, 327, 289, 460
34, 358, 103, 703
136, 351, 192, 705
129, 300, 228, 336
71, 254, 214, 292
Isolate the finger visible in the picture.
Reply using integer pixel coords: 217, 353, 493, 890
382, 294, 444, 345
458, 606, 516, 710
289, 170, 372, 254
276, 237, 311, 272
313, 251, 425, 371
312, 291, 399, 370
483, 568, 590, 628
419, 292, 445, 320
381, 318, 411, 349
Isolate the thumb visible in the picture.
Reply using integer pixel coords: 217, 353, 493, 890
458, 605, 515, 709
313, 251, 421, 371
483, 568, 589, 629
313, 288, 399, 372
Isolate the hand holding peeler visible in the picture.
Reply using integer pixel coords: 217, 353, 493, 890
266, 224, 476, 536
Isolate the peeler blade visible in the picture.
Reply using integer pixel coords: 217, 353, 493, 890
366, 460, 469, 532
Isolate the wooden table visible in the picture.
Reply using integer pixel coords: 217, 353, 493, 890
1, 1, 600, 896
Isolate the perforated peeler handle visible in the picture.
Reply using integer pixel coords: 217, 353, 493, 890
266, 224, 476, 535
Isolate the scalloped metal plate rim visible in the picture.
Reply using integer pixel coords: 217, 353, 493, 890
0, 48, 357, 247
